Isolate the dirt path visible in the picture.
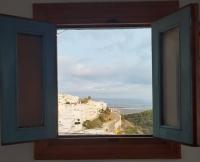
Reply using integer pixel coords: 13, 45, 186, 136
102, 111, 121, 133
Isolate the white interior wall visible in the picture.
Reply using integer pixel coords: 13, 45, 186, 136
0, 0, 200, 161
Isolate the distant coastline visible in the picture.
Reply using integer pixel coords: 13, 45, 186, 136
112, 107, 151, 115
93, 97, 152, 115
94, 98, 151, 107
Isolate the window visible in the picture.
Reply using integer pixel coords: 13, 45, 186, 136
0, 1, 199, 160
57, 28, 153, 136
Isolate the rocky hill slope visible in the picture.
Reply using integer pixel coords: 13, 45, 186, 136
58, 94, 121, 135
58, 94, 152, 135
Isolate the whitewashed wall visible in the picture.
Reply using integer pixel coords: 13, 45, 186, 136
0, 0, 200, 161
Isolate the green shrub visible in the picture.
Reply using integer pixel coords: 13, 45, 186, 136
123, 110, 153, 134
82, 119, 103, 129
82, 107, 112, 129
124, 126, 140, 135
80, 96, 92, 104
98, 107, 111, 122
99, 107, 111, 114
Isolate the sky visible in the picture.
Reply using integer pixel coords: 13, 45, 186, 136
57, 28, 152, 104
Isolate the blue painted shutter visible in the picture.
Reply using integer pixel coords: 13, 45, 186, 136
152, 4, 199, 145
0, 15, 57, 144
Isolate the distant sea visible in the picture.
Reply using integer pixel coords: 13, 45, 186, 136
94, 98, 152, 114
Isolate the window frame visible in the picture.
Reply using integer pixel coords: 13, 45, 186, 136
33, 1, 181, 160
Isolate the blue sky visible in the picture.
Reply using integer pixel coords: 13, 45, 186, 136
57, 28, 152, 104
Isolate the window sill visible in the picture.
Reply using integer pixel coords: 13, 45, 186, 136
34, 136, 181, 160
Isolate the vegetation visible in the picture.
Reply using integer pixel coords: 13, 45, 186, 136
80, 96, 92, 104
82, 118, 103, 129
123, 126, 142, 135
122, 110, 153, 134
82, 108, 153, 134
82, 107, 112, 129
98, 107, 112, 122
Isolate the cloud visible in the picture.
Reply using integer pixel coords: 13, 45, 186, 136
58, 56, 151, 85
57, 56, 152, 103
58, 79, 152, 103
57, 29, 152, 102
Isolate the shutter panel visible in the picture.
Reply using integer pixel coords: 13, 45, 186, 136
152, 4, 199, 145
0, 15, 57, 144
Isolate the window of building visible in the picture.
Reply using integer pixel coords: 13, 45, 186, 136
57, 28, 153, 136
33, 1, 182, 159
1, 1, 200, 160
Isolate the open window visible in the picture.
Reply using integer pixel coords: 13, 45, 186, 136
0, 0, 199, 156
57, 28, 153, 136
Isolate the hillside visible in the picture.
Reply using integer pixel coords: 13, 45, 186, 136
122, 110, 153, 134
58, 94, 121, 135
58, 94, 152, 135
